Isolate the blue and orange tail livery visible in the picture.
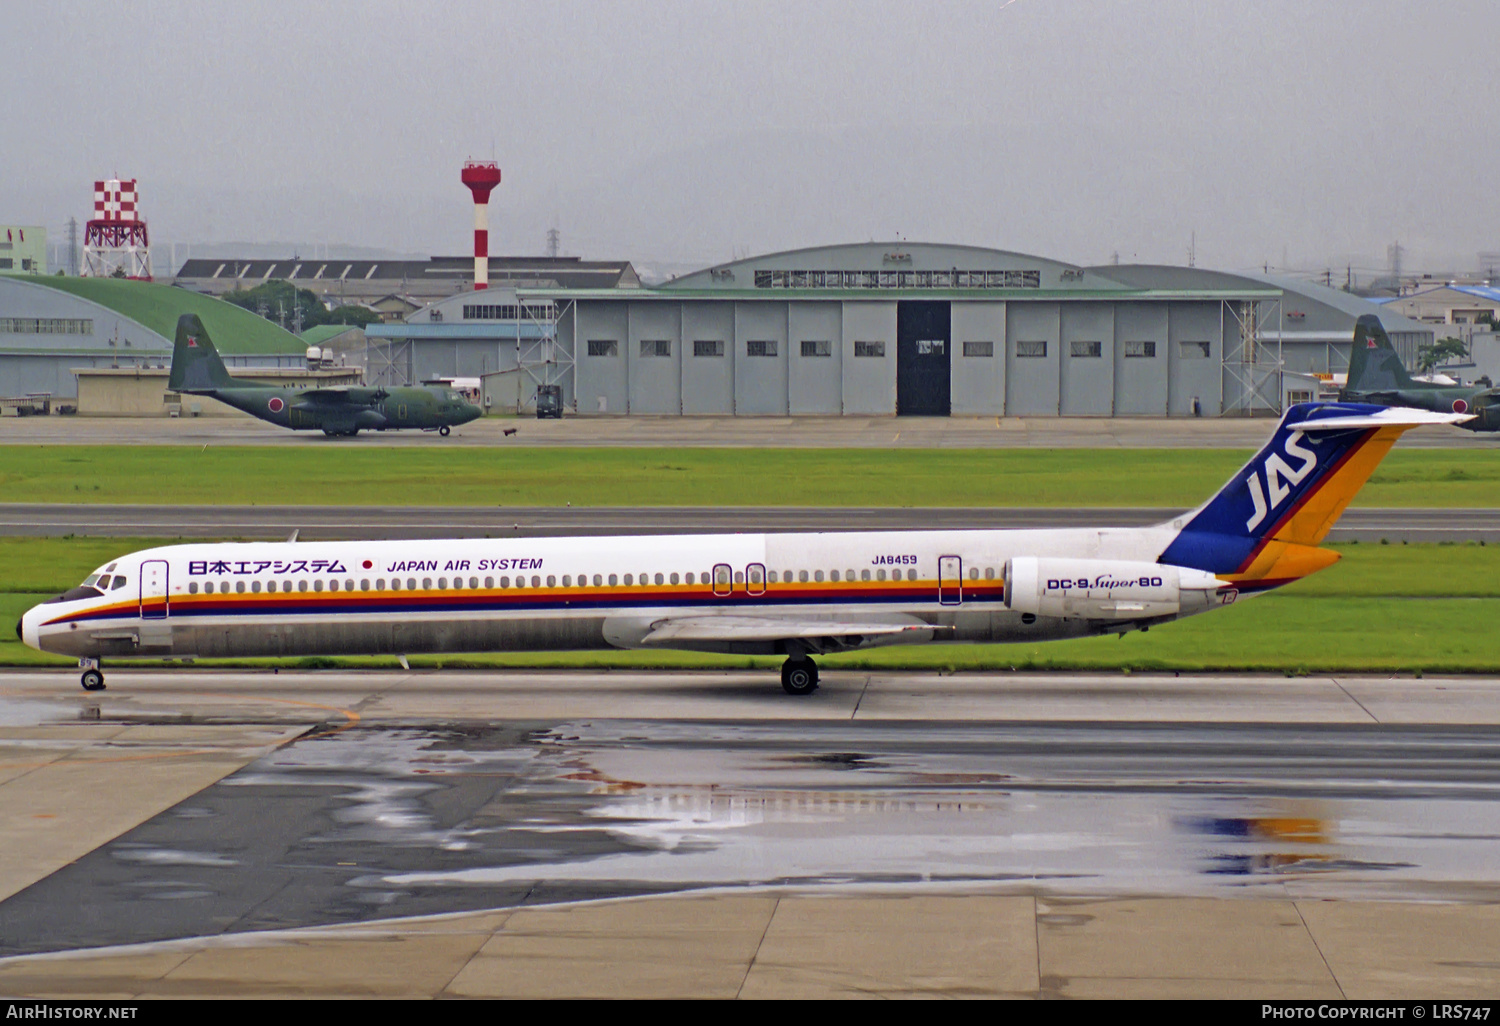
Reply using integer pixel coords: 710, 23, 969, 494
1158, 402, 1465, 590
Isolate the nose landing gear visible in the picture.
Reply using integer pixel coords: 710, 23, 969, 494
80, 658, 105, 692
439, 425, 451, 436
780, 656, 819, 696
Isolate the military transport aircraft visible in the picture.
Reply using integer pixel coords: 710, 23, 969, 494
19, 401, 1464, 695
168, 314, 482, 437
1341, 314, 1500, 431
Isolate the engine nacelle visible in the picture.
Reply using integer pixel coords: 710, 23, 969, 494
1004, 557, 1227, 621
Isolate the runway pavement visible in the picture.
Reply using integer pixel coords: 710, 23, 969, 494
2, 668, 1500, 997
4, 502, 1499, 541
3, 412, 1494, 448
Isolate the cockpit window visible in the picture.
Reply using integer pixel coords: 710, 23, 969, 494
111, 576, 127, 589
83, 574, 101, 588
46, 584, 104, 604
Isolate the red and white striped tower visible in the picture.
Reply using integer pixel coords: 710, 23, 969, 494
82, 178, 152, 280
460, 160, 502, 290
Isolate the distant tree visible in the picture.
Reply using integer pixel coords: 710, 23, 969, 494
321, 304, 382, 329
221, 279, 325, 332
1417, 336, 1468, 373
110, 266, 127, 279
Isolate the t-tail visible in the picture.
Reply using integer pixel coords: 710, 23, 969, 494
1157, 402, 1466, 592
1346, 314, 1417, 393
167, 314, 234, 393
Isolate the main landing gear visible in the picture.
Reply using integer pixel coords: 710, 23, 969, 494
780, 656, 819, 696
80, 658, 105, 692
439, 425, 451, 436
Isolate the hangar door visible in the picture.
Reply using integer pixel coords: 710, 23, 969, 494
896, 301, 951, 416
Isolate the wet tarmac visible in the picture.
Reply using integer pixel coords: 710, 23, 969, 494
5, 715, 1500, 957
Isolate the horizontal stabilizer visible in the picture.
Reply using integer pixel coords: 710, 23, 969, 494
1294, 407, 1472, 430
640, 615, 942, 645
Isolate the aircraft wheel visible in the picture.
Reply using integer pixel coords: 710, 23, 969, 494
323, 429, 338, 437
439, 425, 451, 437
80, 669, 105, 692
781, 658, 818, 696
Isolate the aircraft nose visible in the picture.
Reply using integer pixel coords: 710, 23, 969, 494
16, 604, 41, 652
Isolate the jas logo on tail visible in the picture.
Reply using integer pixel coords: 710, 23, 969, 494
1245, 430, 1318, 531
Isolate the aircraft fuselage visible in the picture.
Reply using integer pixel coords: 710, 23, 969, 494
187, 384, 482, 435
19, 527, 1222, 662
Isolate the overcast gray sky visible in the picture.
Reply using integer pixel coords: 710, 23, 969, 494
3, 0, 1496, 276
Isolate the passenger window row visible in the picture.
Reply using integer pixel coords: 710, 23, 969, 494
768, 568, 921, 583
184, 565, 998, 596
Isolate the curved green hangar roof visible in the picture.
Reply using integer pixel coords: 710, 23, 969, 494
13, 276, 306, 355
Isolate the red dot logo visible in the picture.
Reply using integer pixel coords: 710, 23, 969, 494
268, 396, 285, 413
1454, 398, 1469, 414
362, 560, 373, 569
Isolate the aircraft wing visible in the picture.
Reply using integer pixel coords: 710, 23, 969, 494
638, 615, 943, 645
298, 386, 388, 405
1295, 407, 1473, 430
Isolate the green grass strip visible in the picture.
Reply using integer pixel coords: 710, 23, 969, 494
4, 445, 1500, 507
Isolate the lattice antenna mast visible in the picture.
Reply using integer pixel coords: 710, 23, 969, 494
82, 178, 152, 280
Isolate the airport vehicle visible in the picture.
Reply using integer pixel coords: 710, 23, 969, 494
169, 314, 482, 437
535, 384, 563, 419
17, 402, 1462, 695
1341, 314, 1500, 430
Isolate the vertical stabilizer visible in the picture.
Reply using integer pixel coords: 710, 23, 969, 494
1347, 314, 1417, 392
1157, 402, 1457, 587
168, 314, 233, 392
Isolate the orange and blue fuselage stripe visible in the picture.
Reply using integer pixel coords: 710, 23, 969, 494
46, 579, 1012, 627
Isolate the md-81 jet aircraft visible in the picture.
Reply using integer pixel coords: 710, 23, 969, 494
18, 402, 1462, 695
168, 314, 482, 437
1341, 314, 1500, 430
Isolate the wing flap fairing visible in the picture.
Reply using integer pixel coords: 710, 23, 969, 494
639, 615, 940, 645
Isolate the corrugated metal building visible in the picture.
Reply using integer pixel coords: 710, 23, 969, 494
368, 243, 1438, 417
172, 255, 640, 305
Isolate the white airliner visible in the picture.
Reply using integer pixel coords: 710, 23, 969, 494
17, 403, 1462, 695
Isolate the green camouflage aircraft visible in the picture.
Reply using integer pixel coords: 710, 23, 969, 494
1340, 314, 1497, 431
167, 314, 482, 437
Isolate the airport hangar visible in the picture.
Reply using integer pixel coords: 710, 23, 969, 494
365, 242, 1437, 417
0, 275, 319, 412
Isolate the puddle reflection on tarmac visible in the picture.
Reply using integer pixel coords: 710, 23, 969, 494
5, 720, 1500, 954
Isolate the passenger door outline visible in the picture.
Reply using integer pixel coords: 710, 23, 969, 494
712, 563, 733, 597
938, 555, 963, 606
140, 560, 170, 619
